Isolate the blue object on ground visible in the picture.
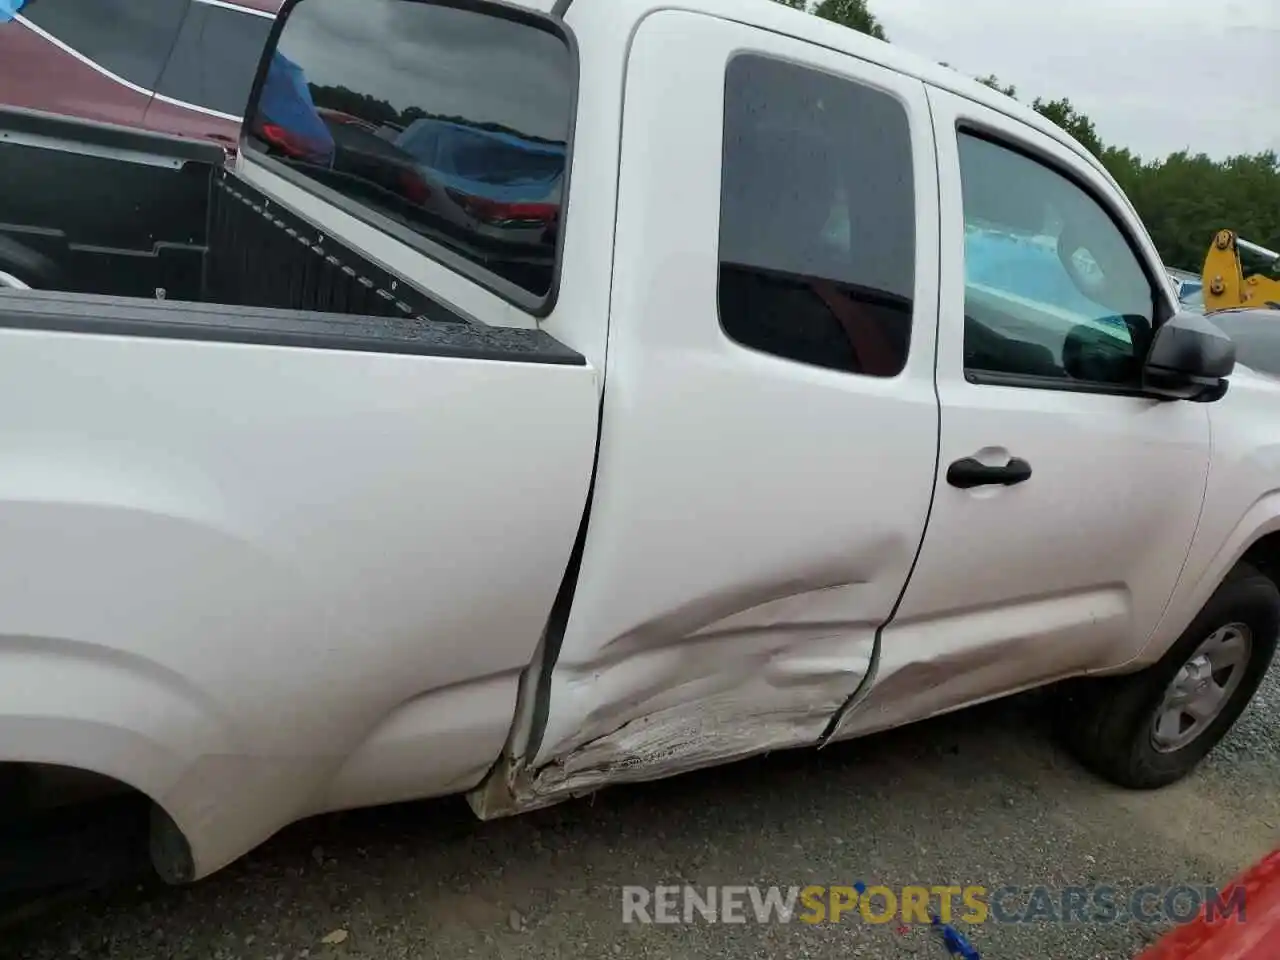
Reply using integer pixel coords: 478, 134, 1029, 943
854, 880, 979, 959
1, 0, 27, 23
929, 913, 981, 960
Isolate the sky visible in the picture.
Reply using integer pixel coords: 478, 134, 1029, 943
271, 0, 1278, 162
873, 0, 1280, 162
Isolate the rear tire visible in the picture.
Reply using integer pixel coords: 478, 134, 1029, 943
1057, 563, 1279, 788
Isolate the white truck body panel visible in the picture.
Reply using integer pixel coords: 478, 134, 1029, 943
0, 327, 597, 875
1141, 365, 1280, 662
522, 10, 941, 795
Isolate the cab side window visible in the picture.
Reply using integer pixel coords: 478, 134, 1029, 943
717, 54, 915, 378
958, 133, 1158, 388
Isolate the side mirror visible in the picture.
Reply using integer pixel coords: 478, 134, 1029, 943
1143, 310, 1236, 402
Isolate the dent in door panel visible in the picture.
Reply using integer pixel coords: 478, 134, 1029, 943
827, 586, 1131, 742
469, 7, 943, 817
566, 529, 906, 676
535, 619, 875, 797
479, 536, 911, 810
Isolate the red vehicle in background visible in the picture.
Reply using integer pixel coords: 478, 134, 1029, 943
1137, 848, 1280, 960
0, 0, 281, 148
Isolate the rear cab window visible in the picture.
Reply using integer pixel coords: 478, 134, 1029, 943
244, 0, 575, 307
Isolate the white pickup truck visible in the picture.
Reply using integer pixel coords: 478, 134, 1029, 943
1, 0, 1277, 894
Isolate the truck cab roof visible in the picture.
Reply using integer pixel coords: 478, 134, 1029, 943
539, 0, 1118, 192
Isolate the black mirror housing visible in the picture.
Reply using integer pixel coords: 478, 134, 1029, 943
1143, 310, 1236, 402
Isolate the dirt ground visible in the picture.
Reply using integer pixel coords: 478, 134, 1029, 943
8, 668, 1279, 960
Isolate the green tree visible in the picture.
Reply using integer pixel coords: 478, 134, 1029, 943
772, 0, 809, 7
975, 74, 1017, 98
812, 0, 887, 39
768, 10, 1280, 271
1030, 96, 1104, 159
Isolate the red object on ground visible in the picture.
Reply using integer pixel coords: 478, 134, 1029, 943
1135, 848, 1280, 959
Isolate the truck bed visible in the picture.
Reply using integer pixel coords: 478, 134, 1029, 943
0, 106, 601, 888
0, 107, 537, 348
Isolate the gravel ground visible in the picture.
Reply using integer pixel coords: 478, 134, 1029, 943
8, 666, 1278, 960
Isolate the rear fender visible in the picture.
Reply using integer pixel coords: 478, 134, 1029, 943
0, 637, 221, 877
0, 317, 600, 878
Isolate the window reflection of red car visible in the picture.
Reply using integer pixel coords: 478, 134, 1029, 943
0, 0, 281, 147
314, 108, 435, 207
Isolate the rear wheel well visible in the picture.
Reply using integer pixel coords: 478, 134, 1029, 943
0, 762, 192, 897
1240, 533, 1280, 589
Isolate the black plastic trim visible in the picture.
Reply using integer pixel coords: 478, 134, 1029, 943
238, 0, 581, 320
0, 289, 586, 364
965, 368, 1152, 398
0, 106, 225, 167
522, 398, 602, 764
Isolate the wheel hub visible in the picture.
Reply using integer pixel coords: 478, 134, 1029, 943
1150, 623, 1252, 754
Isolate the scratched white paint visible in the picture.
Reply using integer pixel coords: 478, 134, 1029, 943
498, 10, 942, 797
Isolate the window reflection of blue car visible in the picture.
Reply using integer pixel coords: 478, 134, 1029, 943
1165, 267, 1202, 303
966, 230, 1129, 331
393, 119, 564, 228
253, 51, 335, 166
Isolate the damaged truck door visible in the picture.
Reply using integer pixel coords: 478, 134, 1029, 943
481, 11, 944, 810
827, 90, 1214, 743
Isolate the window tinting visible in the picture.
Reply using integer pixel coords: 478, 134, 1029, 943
958, 133, 1156, 387
717, 54, 915, 378
156, 3, 273, 117
245, 0, 573, 301
22, 0, 187, 90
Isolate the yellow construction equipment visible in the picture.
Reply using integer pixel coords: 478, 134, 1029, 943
1201, 229, 1280, 314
